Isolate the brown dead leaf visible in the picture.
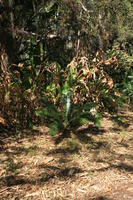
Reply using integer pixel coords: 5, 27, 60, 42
0, 116, 6, 126
114, 91, 120, 97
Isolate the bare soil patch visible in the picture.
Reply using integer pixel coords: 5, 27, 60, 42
0, 108, 133, 199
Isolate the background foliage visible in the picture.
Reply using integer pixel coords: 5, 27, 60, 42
0, 0, 133, 133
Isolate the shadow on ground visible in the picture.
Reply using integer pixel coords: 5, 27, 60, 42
0, 108, 133, 199
0, 165, 83, 187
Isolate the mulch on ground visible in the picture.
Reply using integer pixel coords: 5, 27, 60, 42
0, 108, 133, 199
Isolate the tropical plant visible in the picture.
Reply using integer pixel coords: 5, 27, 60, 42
37, 58, 102, 135
37, 51, 123, 135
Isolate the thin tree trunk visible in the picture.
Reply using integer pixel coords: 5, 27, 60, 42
0, 0, 14, 114
8, 0, 15, 38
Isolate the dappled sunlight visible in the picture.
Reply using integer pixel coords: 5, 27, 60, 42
0, 110, 133, 199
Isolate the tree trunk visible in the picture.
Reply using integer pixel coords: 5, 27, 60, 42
0, 0, 15, 115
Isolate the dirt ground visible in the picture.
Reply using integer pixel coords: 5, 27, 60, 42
0, 108, 133, 200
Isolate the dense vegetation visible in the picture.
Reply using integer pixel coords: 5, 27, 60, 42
0, 0, 133, 134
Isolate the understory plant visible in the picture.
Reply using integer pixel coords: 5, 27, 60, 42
37, 62, 101, 136
37, 52, 123, 136
105, 43, 133, 104
0, 35, 45, 127
123, 69, 133, 103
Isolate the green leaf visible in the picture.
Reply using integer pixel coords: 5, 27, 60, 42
79, 118, 89, 125
36, 108, 48, 117
95, 119, 101, 128
49, 122, 59, 136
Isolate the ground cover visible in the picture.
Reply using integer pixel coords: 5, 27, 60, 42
0, 108, 133, 199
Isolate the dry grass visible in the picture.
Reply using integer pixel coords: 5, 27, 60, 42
0, 109, 133, 199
